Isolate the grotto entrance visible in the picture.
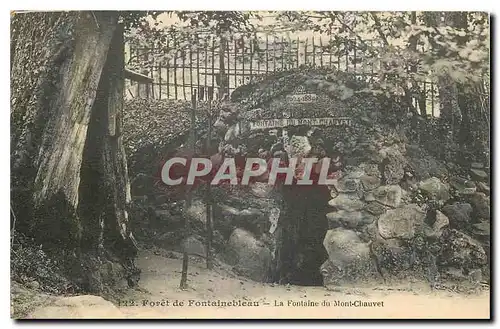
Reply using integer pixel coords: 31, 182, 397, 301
215, 69, 359, 285
275, 183, 331, 286
228, 123, 341, 286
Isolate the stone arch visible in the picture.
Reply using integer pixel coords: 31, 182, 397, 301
208, 70, 369, 285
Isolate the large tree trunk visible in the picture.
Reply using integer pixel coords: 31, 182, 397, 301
11, 11, 139, 292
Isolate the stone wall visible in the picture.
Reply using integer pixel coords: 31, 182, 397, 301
125, 69, 490, 289
208, 69, 490, 288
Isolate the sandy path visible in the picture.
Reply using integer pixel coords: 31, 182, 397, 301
118, 249, 490, 319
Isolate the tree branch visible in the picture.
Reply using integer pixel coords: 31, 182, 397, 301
371, 12, 390, 47
328, 12, 370, 50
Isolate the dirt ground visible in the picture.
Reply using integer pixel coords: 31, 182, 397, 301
117, 249, 490, 319
15, 248, 490, 319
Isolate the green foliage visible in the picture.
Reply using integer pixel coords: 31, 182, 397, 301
123, 11, 489, 163
119, 11, 162, 30
176, 11, 259, 35
123, 99, 211, 177
125, 11, 489, 96
125, 11, 263, 72
274, 11, 489, 96
11, 231, 73, 294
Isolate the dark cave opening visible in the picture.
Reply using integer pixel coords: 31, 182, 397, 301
275, 184, 330, 286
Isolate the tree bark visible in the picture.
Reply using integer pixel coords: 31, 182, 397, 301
79, 22, 140, 286
11, 11, 138, 291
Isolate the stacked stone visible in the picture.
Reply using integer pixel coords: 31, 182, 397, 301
196, 84, 490, 288
440, 161, 490, 283
320, 124, 490, 289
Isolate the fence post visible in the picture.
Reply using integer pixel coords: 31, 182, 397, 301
158, 62, 162, 100
296, 37, 300, 67
304, 38, 308, 66
218, 35, 227, 99
206, 92, 213, 270
281, 36, 285, 70
431, 83, 435, 117
338, 40, 342, 71
166, 36, 169, 99
234, 38, 238, 91
197, 35, 201, 100
249, 38, 253, 83
173, 36, 178, 99
256, 37, 261, 78
288, 35, 292, 69
353, 38, 357, 74
211, 37, 216, 100
182, 49, 187, 100
204, 37, 208, 100
319, 36, 323, 67
328, 36, 333, 68
180, 89, 197, 290
241, 36, 246, 84
141, 47, 150, 98
273, 36, 276, 71
312, 36, 316, 66
150, 44, 155, 99
226, 37, 231, 94
345, 40, 349, 72
266, 35, 269, 74
189, 40, 194, 100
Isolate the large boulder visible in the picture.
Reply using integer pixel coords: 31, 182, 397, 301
470, 169, 488, 182
321, 228, 376, 285
154, 209, 172, 221
441, 202, 473, 230
328, 194, 365, 212
220, 204, 268, 236
326, 210, 375, 229
358, 221, 380, 242
328, 185, 339, 199
377, 204, 426, 240
359, 163, 381, 178
364, 185, 402, 208
181, 235, 206, 257
379, 146, 406, 185
467, 192, 490, 219
364, 202, 391, 216
476, 182, 490, 195
369, 238, 413, 277
449, 176, 477, 195
407, 153, 448, 180
471, 220, 490, 240
424, 210, 449, 238
418, 177, 450, 202
250, 182, 275, 198
360, 175, 381, 191
224, 123, 240, 142
471, 162, 484, 169
288, 135, 312, 158
438, 229, 487, 273
332, 177, 362, 194
186, 199, 207, 224
224, 228, 272, 282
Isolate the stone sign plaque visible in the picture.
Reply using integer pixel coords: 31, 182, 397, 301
240, 83, 353, 152
285, 94, 318, 103
249, 117, 353, 130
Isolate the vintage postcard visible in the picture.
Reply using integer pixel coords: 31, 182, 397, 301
10, 10, 490, 319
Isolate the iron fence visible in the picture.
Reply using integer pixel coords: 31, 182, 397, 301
126, 35, 440, 117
